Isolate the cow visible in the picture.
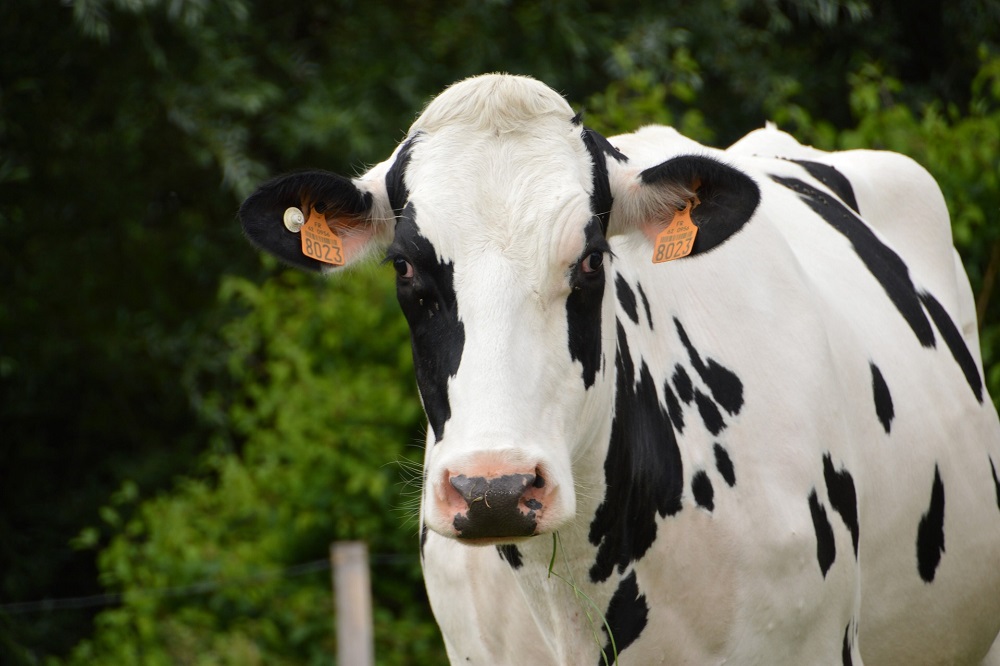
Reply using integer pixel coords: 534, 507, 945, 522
238, 74, 1000, 664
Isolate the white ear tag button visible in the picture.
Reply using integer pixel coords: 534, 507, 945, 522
283, 206, 305, 233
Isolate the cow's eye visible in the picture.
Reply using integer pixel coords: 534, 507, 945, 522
393, 257, 414, 279
581, 250, 604, 274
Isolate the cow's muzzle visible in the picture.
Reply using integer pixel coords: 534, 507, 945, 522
446, 471, 546, 540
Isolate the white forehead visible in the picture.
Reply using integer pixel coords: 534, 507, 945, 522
402, 74, 597, 269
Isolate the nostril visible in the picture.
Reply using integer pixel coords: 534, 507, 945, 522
532, 471, 545, 489
449, 474, 484, 504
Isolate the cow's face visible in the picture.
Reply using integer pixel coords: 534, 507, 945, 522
239, 75, 759, 544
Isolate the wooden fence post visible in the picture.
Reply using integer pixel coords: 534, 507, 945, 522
331, 541, 374, 666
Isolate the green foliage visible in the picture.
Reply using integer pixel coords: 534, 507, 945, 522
62, 266, 440, 665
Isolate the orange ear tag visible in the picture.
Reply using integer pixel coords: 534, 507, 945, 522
300, 207, 345, 266
652, 200, 699, 264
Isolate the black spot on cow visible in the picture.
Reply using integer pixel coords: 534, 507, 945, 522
663, 380, 684, 432
692, 471, 714, 511
616, 274, 640, 324
916, 466, 946, 583
809, 490, 836, 578
694, 389, 725, 436
919, 290, 984, 403
589, 322, 684, 583
581, 127, 627, 234
599, 571, 648, 666
567, 218, 609, 389
714, 443, 736, 487
823, 454, 859, 557
636, 283, 654, 329
496, 544, 523, 570
870, 362, 894, 433
788, 159, 860, 214
388, 207, 465, 443
991, 456, 1000, 513
842, 622, 854, 666
385, 134, 420, 214
771, 175, 936, 350
674, 318, 744, 416
673, 364, 694, 404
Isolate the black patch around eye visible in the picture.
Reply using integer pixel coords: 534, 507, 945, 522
566, 218, 607, 389
391, 206, 465, 443
916, 465, 945, 583
598, 571, 648, 665
809, 490, 836, 578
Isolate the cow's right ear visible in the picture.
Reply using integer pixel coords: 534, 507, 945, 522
608, 154, 761, 260
239, 170, 393, 272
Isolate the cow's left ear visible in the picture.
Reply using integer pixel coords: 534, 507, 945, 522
239, 170, 393, 272
608, 154, 760, 259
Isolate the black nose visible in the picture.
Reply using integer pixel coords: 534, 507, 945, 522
449, 473, 540, 539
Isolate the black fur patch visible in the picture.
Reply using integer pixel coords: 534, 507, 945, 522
674, 318, 744, 416
663, 380, 685, 433
714, 443, 736, 487
823, 454, 859, 556
388, 207, 464, 443
692, 471, 715, 511
869, 362, 894, 433
385, 134, 420, 214
991, 456, 1000, 513
918, 290, 984, 403
672, 364, 693, 404
916, 466, 946, 583
581, 127, 627, 234
842, 622, 854, 666
694, 389, 725, 436
589, 321, 684, 583
636, 283, 654, 329
809, 490, 836, 577
789, 159, 860, 214
770, 175, 936, 349
615, 274, 639, 324
496, 544, 523, 569
598, 571, 649, 665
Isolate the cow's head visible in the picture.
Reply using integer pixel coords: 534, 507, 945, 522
239, 74, 758, 544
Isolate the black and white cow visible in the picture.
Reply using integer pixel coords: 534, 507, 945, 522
239, 74, 1000, 664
